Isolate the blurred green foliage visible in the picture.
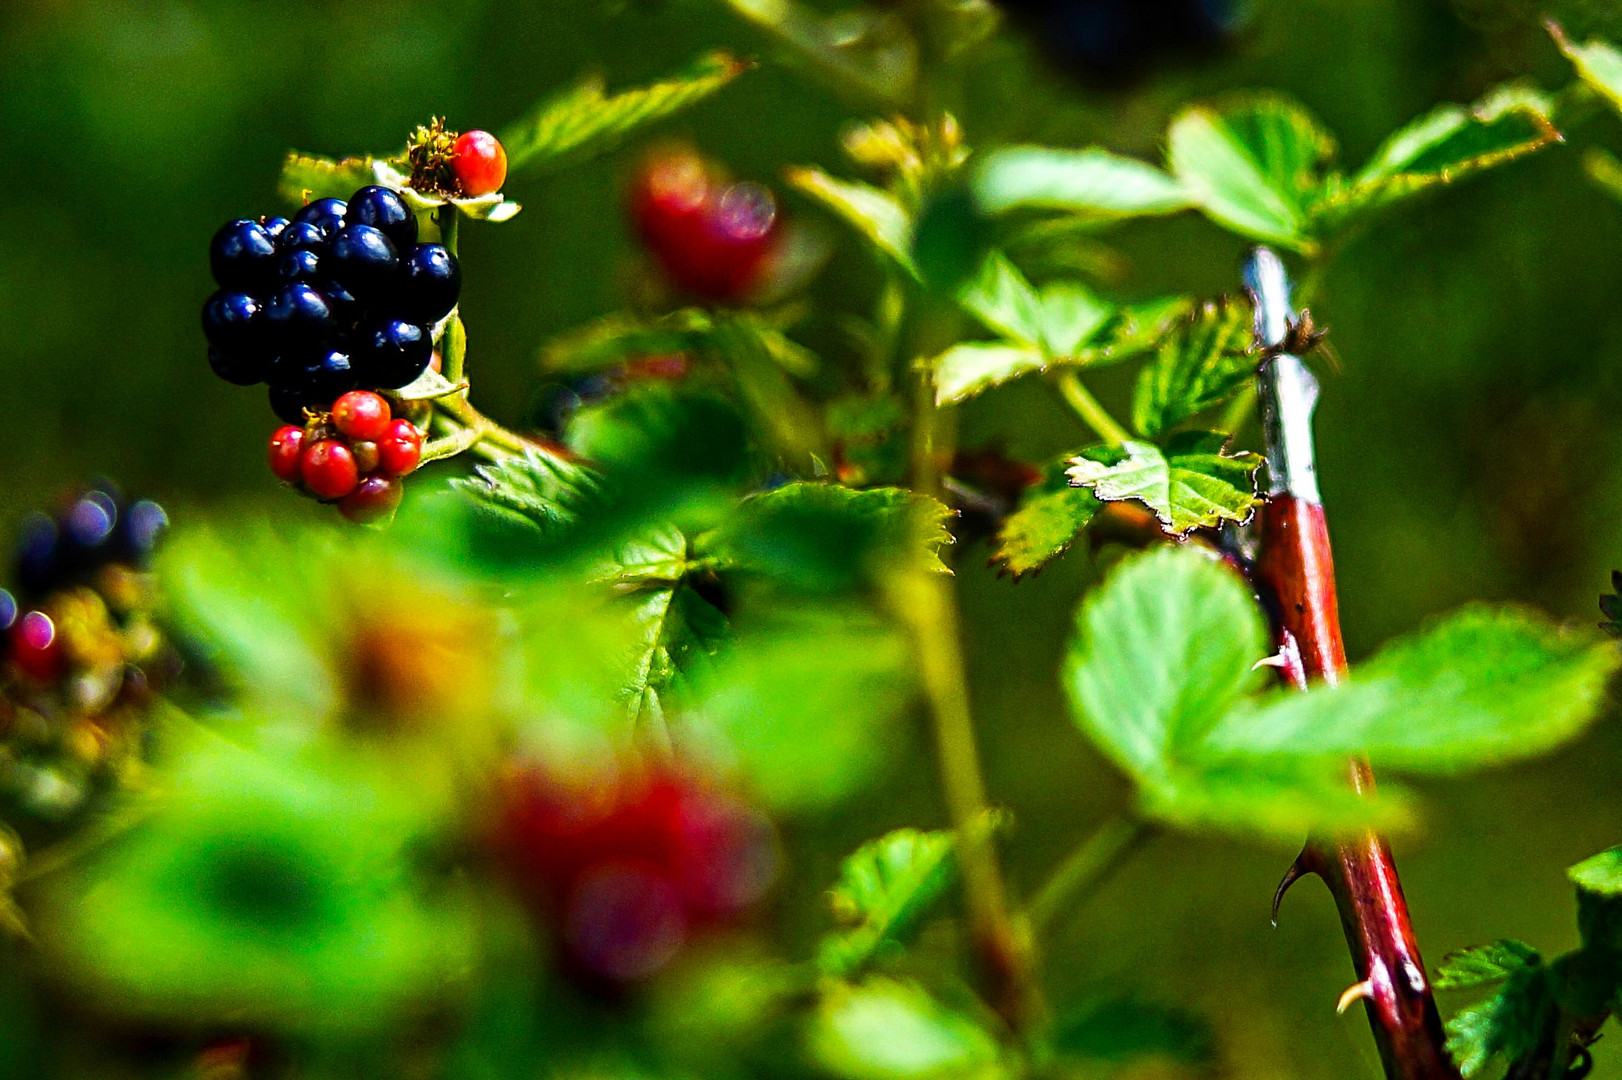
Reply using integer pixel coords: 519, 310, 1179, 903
7, 1, 1622, 1077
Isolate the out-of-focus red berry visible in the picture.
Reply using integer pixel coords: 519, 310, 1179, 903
331, 390, 392, 442
11, 610, 64, 683
629, 149, 780, 304
300, 439, 360, 500
268, 425, 307, 484
452, 130, 508, 197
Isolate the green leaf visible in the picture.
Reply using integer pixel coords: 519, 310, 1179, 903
500, 51, 748, 172
972, 146, 1191, 218
1552, 22, 1622, 116
1570, 848, 1622, 954
1205, 606, 1622, 773
1061, 546, 1402, 841
1570, 847, 1622, 898
449, 450, 597, 539
1435, 941, 1542, 990
807, 978, 1003, 1080
719, 483, 954, 593
818, 829, 957, 977
955, 252, 1113, 357
990, 458, 1100, 578
278, 152, 381, 205
932, 344, 1048, 406
688, 607, 917, 811
1051, 999, 1214, 1065
1132, 299, 1256, 437
722, 0, 916, 107
1076, 297, 1197, 368
786, 167, 917, 275
1167, 93, 1334, 252
1323, 85, 1559, 224
1066, 433, 1262, 538
1062, 545, 1268, 785
1584, 147, 1622, 205
1445, 963, 1552, 1078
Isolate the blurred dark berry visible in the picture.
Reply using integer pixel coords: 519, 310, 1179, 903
993, 0, 1240, 87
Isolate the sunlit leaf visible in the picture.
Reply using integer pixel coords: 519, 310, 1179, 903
1076, 297, 1196, 368
277, 152, 381, 205
932, 343, 1047, 405
955, 252, 1113, 357
807, 977, 1003, 1080
990, 458, 1099, 578
1551, 22, 1622, 116
819, 828, 958, 977
500, 51, 748, 171
1204, 607, 1621, 772
1066, 433, 1262, 537
1435, 941, 1542, 990
1323, 85, 1559, 224
786, 167, 918, 275
1132, 298, 1256, 437
449, 450, 597, 539
1167, 93, 1334, 252
973, 146, 1191, 218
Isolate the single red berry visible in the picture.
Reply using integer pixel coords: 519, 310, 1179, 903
268, 425, 307, 484
339, 475, 403, 524
378, 419, 424, 477
630, 149, 778, 303
350, 439, 381, 475
452, 130, 508, 197
300, 439, 360, 500
11, 610, 64, 683
631, 148, 712, 245
331, 390, 392, 442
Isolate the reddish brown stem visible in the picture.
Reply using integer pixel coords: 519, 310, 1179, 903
1256, 495, 1459, 1080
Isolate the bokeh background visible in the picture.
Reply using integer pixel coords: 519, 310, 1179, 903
4, 0, 1622, 1075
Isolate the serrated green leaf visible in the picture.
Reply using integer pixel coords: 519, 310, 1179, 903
1204, 606, 1621, 773
719, 483, 954, 592
786, 167, 917, 275
500, 51, 747, 172
991, 458, 1100, 578
955, 252, 1113, 357
449, 450, 597, 539
1435, 941, 1542, 990
1052, 999, 1214, 1065
807, 978, 1002, 1080
688, 607, 917, 811
972, 147, 1191, 218
818, 829, 957, 977
1167, 93, 1334, 252
1552, 23, 1622, 116
619, 531, 731, 739
1321, 86, 1559, 224
1062, 546, 1267, 784
932, 344, 1048, 405
1076, 297, 1197, 368
1066, 433, 1262, 537
1132, 299, 1256, 437
278, 152, 381, 205
1445, 964, 1552, 1078
1061, 546, 1401, 841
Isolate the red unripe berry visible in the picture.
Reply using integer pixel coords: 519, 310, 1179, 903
378, 419, 424, 477
630, 149, 778, 303
452, 130, 508, 197
268, 425, 307, 484
300, 439, 360, 500
339, 475, 404, 524
331, 390, 392, 442
11, 610, 64, 683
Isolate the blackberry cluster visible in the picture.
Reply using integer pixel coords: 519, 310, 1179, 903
10, 484, 168, 604
203, 185, 463, 425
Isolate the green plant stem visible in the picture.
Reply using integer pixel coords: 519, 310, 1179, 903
1055, 371, 1130, 445
1220, 382, 1258, 437
437, 203, 460, 256
1028, 816, 1153, 935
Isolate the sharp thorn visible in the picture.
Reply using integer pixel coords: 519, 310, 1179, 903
1336, 979, 1375, 1015
1271, 852, 1316, 927
1253, 652, 1289, 670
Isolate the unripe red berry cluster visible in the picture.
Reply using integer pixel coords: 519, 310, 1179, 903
493, 765, 778, 986
269, 391, 424, 523
629, 147, 781, 303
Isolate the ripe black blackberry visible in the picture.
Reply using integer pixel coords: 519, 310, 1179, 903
203, 186, 462, 422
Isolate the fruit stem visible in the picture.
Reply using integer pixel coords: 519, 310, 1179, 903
1055, 371, 1129, 446
437, 203, 460, 257
1027, 815, 1153, 935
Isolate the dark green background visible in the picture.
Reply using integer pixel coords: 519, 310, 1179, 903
4, 0, 1622, 1075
